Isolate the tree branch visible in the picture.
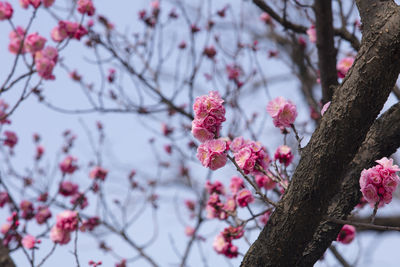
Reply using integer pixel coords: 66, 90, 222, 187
241, 3, 400, 266
300, 102, 400, 265
314, 0, 338, 103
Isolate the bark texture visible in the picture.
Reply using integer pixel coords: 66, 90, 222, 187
241, 1, 400, 266
0, 241, 15, 267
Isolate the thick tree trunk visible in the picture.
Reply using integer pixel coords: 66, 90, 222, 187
241, 1, 400, 266
0, 241, 15, 267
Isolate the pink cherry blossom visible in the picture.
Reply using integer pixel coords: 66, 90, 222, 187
260, 12, 272, 24
223, 196, 236, 212
56, 210, 78, 231
70, 192, 88, 209
307, 25, 316, 43
35, 206, 51, 224
59, 156, 78, 174
42, 0, 54, 7
196, 139, 227, 170
0, 192, 9, 207
192, 91, 226, 142
184, 226, 195, 237
77, 0, 95, 16
25, 33, 46, 53
19, 0, 29, 9
255, 175, 276, 190
29, 0, 41, 8
0, 1, 13, 20
274, 145, 294, 166
337, 57, 354, 78
1, 222, 11, 234
0, 99, 9, 123
3, 131, 17, 148
260, 211, 271, 225
20, 200, 34, 220
35, 46, 58, 80
89, 166, 108, 181
22, 235, 37, 249
59, 181, 79, 196
376, 157, 400, 173
50, 225, 71, 245
80, 217, 100, 232
267, 97, 297, 128
213, 234, 228, 253
321, 101, 331, 116
205, 180, 225, 195
229, 176, 244, 194
359, 158, 400, 206
8, 26, 26, 54
236, 189, 254, 207
337, 224, 356, 244
203, 46, 217, 59
232, 138, 270, 174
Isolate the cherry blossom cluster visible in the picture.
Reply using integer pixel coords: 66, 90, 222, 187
50, 210, 78, 245
359, 157, 400, 206
213, 226, 244, 258
267, 97, 298, 128
336, 224, 356, 244
231, 136, 270, 174
19, 0, 54, 9
192, 91, 226, 143
51, 20, 89, 42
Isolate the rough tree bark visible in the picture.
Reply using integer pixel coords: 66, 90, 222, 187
0, 241, 15, 267
241, 1, 400, 266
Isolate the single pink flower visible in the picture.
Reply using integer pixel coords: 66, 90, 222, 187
25, 33, 46, 53
77, 0, 95, 16
50, 226, 71, 245
0, 1, 13, 20
307, 25, 316, 43
56, 210, 78, 231
42, 0, 54, 7
35, 206, 51, 224
236, 189, 254, 207
89, 166, 108, 181
361, 183, 379, 204
274, 145, 294, 166
184, 226, 195, 237
337, 224, 356, 244
337, 57, 354, 78
267, 97, 297, 128
3, 131, 17, 148
22, 235, 37, 249
59, 156, 78, 174
229, 176, 244, 194
255, 175, 276, 190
